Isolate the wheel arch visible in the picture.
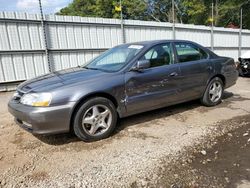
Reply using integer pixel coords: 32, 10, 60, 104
208, 74, 226, 87
69, 92, 119, 132
202, 74, 226, 99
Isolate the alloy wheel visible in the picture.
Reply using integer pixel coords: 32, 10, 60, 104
209, 81, 223, 103
82, 105, 112, 136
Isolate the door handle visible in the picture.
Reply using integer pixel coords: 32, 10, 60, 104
169, 72, 178, 77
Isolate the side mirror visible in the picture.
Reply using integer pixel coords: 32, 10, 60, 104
131, 60, 150, 71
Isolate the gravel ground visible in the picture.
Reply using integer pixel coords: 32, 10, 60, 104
0, 77, 249, 188
153, 115, 250, 188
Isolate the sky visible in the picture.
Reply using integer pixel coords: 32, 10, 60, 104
0, 0, 72, 14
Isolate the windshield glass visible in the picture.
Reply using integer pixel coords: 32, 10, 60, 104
85, 44, 144, 72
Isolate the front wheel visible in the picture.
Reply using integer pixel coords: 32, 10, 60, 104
201, 77, 224, 107
73, 97, 117, 142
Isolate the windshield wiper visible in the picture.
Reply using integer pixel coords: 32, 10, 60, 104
83, 66, 113, 72
84, 67, 100, 70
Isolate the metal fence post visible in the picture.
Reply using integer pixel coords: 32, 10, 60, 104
39, 0, 52, 72
120, 0, 126, 43
211, 2, 214, 51
172, 0, 176, 40
238, 8, 243, 58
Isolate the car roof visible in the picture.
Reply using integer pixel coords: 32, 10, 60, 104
120, 39, 198, 47
114, 40, 200, 47
119, 39, 217, 59
114, 39, 217, 57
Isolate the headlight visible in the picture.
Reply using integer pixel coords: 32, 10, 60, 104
13, 92, 19, 97
20, 93, 52, 107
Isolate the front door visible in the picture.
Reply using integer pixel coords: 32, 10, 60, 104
124, 43, 181, 115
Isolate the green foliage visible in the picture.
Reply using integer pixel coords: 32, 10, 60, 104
58, 0, 96, 17
182, 0, 207, 25
118, 0, 148, 20
216, 0, 250, 28
57, 0, 250, 29
146, 0, 172, 22
57, 0, 148, 20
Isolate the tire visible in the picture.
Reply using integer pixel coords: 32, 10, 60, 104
201, 77, 224, 107
73, 97, 117, 142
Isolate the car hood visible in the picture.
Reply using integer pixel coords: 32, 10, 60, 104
18, 67, 108, 93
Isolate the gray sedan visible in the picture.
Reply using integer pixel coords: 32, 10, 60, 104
8, 40, 238, 141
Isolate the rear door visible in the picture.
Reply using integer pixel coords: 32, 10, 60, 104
125, 43, 181, 115
174, 42, 213, 100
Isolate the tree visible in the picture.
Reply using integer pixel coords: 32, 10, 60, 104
58, 0, 96, 17
57, 0, 250, 29
181, 0, 209, 25
241, 1, 250, 29
57, 0, 148, 20
146, 0, 172, 22
216, 0, 250, 28
178, 0, 250, 29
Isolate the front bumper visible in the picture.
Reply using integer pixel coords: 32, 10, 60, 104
239, 65, 250, 76
8, 100, 76, 135
238, 60, 250, 76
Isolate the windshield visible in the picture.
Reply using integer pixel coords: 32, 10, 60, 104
85, 44, 144, 72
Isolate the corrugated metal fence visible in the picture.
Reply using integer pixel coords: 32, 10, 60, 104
0, 11, 250, 91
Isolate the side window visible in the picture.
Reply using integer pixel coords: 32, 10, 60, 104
141, 43, 173, 68
175, 43, 208, 63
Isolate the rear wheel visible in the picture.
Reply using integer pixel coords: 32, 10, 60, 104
73, 97, 117, 142
201, 77, 224, 107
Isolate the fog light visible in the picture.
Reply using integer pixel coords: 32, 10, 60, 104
23, 121, 32, 128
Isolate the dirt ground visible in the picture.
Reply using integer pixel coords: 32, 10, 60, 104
0, 77, 250, 188
154, 115, 250, 188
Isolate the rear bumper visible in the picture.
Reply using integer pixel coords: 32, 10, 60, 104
224, 70, 239, 89
8, 100, 75, 135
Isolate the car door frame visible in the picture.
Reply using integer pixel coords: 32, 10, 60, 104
123, 42, 182, 116
172, 41, 213, 100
